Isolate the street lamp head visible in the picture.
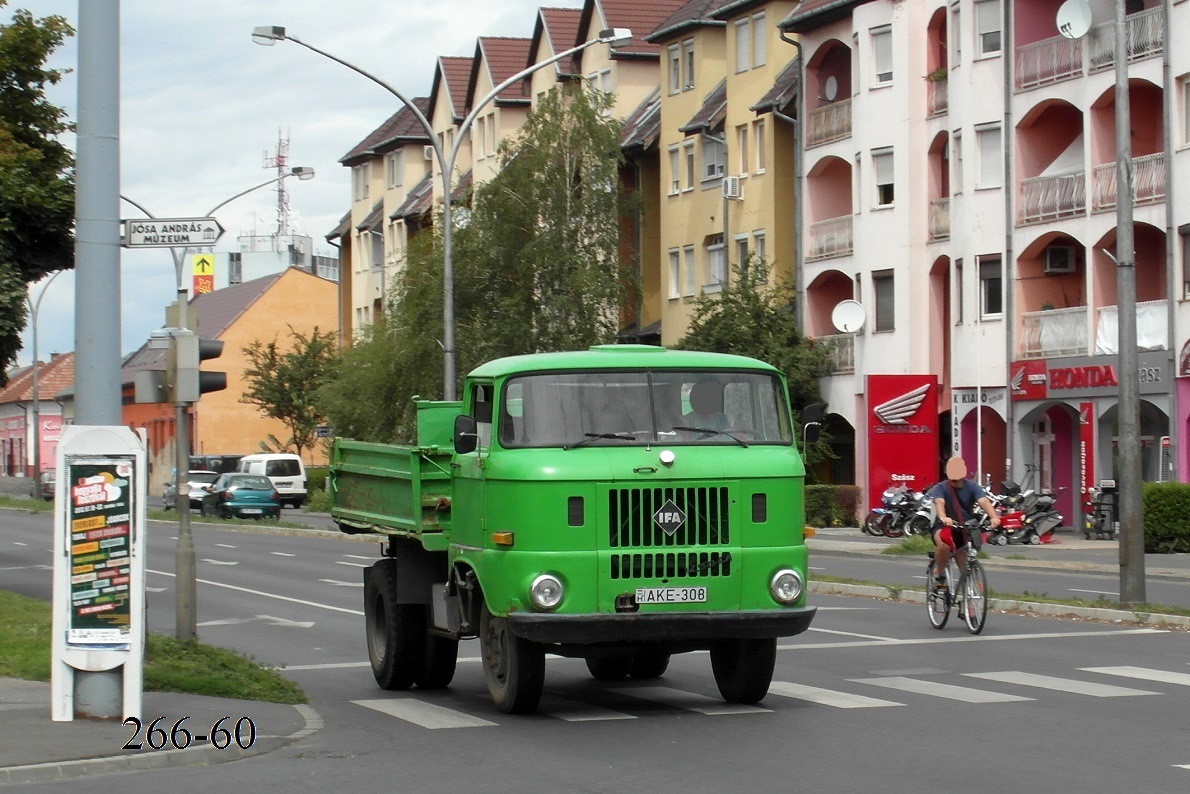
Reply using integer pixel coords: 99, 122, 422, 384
289, 166, 315, 180
597, 28, 633, 44
251, 25, 287, 46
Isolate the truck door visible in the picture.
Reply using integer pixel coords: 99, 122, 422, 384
451, 382, 492, 550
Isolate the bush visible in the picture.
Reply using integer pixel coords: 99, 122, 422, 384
1142, 482, 1190, 553
306, 466, 329, 493
304, 488, 332, 514
805, 484, 860, 528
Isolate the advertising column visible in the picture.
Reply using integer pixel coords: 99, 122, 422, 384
866, 375, 939, 507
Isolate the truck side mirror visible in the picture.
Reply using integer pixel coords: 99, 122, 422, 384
454, 415, 478, 454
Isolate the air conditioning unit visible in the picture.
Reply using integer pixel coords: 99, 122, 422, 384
722, 175, 743, 200
1044, 245, 1076, 275
423, 145, 435, 162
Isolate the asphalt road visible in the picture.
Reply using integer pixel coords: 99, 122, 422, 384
5, 509, 1190, 792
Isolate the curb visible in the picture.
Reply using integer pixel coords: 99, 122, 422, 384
0, 704, 322, 786
809, 580, 1190, 629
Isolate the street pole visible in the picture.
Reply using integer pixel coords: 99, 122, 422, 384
26, 270, 65, 497
1114, 0, 1145, 606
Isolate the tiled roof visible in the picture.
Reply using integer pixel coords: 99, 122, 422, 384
710, 0, 772, 19
451, 170, 473, 202
751, 57, 800, 113
679, 79, 728, 134
778, 0, 875, 33
533, 7, 584, 76
340, 98, 431, 166
646, 0, 729, 43
326, 210, 352, 242
0, 353, 74, 404
192, 271, 285, 340
468, 37, 533, 108
575, 0, 688, 67
390, 173, 434, 221
428, 56, 474, 123
374, 98, 432, 153
355, 200, 384, 232
620, 88, 662, 151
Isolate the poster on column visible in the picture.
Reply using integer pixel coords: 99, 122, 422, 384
65, 458, 135, 646
867, 375, 939, 508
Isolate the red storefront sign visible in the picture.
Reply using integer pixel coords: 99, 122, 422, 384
1009, 360, 1048, 401
867, 375, 938, 508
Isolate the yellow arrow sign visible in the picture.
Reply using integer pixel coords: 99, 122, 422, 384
191, 253, 215, 275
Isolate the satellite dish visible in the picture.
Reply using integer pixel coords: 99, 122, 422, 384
1056, 0, 1092, 40
823, 75, 838, 102
831, 299, 866, 334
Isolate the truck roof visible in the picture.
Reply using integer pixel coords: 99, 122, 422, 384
468, 345, 781, 379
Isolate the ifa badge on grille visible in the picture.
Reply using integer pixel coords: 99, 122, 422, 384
653, 499, 686, 536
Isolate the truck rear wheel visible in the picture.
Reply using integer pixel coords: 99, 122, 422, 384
630, 653, 671, 679
585, 655, 632, 681
480, 603, 544, 714
710, 638, 776, 704
364, 560, 423, 690
416, 617, 458, 690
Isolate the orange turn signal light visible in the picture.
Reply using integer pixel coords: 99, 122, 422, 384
803, 526, 816, 538
491, 531, 515, 547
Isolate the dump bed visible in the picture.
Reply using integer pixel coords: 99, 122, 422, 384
328, 400, 459, 549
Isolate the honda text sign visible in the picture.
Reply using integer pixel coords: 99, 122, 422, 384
867, 375, 938, 508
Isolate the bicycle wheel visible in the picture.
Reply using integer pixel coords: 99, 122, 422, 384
962, 560, 988, 635
925, 560, 950, 629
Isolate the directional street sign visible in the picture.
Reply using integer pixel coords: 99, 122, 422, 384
121, 217, 225, 248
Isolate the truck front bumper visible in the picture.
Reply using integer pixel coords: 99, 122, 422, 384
505, 606, 816, 645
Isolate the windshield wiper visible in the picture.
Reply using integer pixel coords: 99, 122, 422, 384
671, 426, 749, 448
563, 432, 637, 451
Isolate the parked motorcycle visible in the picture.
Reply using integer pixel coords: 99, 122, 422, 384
906, 491, 936, 537
875, 484, 922, 538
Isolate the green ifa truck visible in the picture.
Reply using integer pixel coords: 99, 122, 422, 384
329, 345, 816, 714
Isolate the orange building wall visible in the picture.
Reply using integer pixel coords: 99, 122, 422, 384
194, 268, 338, 466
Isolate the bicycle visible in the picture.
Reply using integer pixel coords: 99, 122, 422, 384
925, 519, 988, 634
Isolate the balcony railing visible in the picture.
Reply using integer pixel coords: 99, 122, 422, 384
816, 333, 855, 375
1015, 7, 1162, 92
807, 215, 854, 262
1094, 300, 1168, 354
1088, 7, 1164, 72
1017, 172, 1086, 226
1091, 152, 1166, 212
928, 198, 950, 241
1020, 305, 1088, 359
806, 98, 852, 148
926, 77, 948, 117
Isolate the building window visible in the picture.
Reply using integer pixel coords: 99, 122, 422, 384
706, 234, 725, 287
1181, 76, 1190, 146
684, 142, 696, 190
736, 124, 749, 176
976, 124, 1002, 188
669, 147, 681, 194
387, 149, 404, 188
873, 270, 895, 332
753, 12, 766, 67
476, 118, 486, 159
669, 249, 681, 298
954, 258, 964, 324
873, 148, 894, 207
735, 19, 751, 73
683, 39, 695, 89
871, 26, 892, 85
352, 163, 370, 202
668, 44, 681, 94
683, 246, 696, 295
703, 135, 726, 180
486, 115, 496, 154
953, 131, 964, 194
753, 231, 766, 273
979, 255, 1002, 317
588, 68, 612, 95
735, 234, 749, 269
754, 120, 766, 173
228, 252, 242, 285
974, 0, 1002, 57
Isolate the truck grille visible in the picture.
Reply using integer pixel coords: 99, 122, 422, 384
608, 486, 730, 548
610, 550, 732, 580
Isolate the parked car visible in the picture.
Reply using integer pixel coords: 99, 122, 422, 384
198, 473, 281, 520
39, 469, 55, 501
162, 470, 220, 510
189, 454, 244, 475
236, 453, 307, 508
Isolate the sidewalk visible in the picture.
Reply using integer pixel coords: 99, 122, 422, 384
0, 679, 320, 786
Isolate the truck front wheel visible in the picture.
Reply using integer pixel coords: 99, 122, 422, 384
710, 638, 776, 704
480, 603, 544, 714
364, 560, 424, 690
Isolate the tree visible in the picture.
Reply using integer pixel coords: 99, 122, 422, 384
240, 326, 338, 459
0, 4, 74, 384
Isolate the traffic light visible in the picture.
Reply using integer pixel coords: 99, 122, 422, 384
172, 330, 227, 403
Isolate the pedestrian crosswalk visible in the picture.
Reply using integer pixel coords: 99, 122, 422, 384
348, 662, 1190, 729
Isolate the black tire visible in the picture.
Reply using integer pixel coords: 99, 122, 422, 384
962, 561, 988, 635
862, 511, 885, 536
710, 638, 776, 704
198, 502, 207, 517
926, 560, 950, 629
883, 516, 904, 538
629, 653, 671, 679
992, 532, 1008, 546
585, 655, 633, 681
907, 516, 932, 536
417, 612, 459, 690
480, 602, 544, 714
1027, 531, 1042, 545
364, 560, 424, 690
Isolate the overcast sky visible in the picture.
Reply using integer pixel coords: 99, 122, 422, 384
14, 0, 584, 367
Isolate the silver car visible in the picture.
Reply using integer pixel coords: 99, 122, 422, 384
162, 470, 220, 510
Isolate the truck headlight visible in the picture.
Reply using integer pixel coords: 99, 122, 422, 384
529, 574, 564, 611
770, 569, 804, 605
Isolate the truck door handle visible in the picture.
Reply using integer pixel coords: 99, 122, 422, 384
633, 466, 657, 474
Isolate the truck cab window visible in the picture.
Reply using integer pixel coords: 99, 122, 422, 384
471, 383, 493, 448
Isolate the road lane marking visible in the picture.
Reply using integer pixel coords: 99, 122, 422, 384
319, 578, 364, 587
538, 695, 637, 722
147, 567, 364, 615
336, 561, 370, 568
766, 681, 902, 708
342, 554, 377, 560
270, 552, 296, 557
353, 698, 496, 729
198, 615, 315, 628
283, 662, 371, 671
781, 627, 1166, 651
13, 541, 27, 546
201, 559, 238, 566
965, 671, 1159, 697
216, 543, 237, 548
808, 627, 899, 641
1081, 666, 1190, 687
854, 677, 1032, 703
1069, 588, 1118, 597
610, 686, 770, 715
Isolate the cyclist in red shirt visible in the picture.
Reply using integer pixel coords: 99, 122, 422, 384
928, 456, 1000, 591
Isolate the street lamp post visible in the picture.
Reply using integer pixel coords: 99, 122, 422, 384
252, 25, 632, 400
25, 269, 66, 498
121, 166, 314, 641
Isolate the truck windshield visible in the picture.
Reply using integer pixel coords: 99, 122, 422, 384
498, 370, 792, 448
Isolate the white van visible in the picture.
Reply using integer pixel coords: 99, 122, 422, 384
237, 453, 307, 508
